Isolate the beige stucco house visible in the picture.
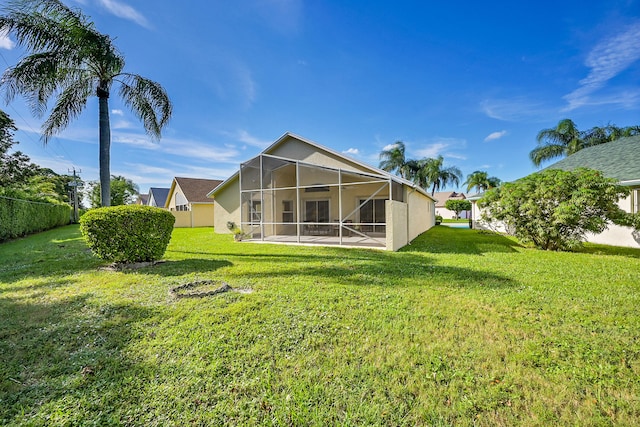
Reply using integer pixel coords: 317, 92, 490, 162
165, 177, 222, 228
433, 191, 470, 219
208, 132, 436, 250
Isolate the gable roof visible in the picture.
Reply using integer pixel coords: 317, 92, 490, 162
432, 191, 466, 207
170, 177, 222, 204
148, 187, 170, 207
209, 132, 435, 200
136, 194, 149, 205
545, 135, 640, 183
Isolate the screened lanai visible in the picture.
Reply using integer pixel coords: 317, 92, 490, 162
239, 153, 405, 248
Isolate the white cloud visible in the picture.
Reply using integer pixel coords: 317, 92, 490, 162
484, 130, 507, 142
97, 0, 150, 28
343, 148, 360, 155
563, 22, 640, 111
415, 142, 449, 158
480, 98, 550, 122
382, 143, 400, 151
112, 120, 133, 129
234, 129, 270, 148
0, 30, 15, 50
111, 109, 124, 116
114, 132, 242, 164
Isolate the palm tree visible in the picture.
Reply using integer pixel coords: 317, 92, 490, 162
584, 124, 640, 145
529, 119, 585, 167
415, 155, 462, 195
464, 170, 501, 193
379, 141, 410, 179
0, 0, 172, 206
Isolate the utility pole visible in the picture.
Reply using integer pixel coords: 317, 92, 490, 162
68, 168, 82, 223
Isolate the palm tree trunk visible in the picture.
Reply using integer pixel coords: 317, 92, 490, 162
98, 90, 111, 207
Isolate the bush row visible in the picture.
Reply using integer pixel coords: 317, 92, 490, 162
0, 196, 71, 241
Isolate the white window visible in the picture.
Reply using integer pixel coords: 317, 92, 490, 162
282, 200, 294, 223
634, 189, 640, 214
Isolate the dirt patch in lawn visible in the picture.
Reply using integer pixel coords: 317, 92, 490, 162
169, 280, 253, 299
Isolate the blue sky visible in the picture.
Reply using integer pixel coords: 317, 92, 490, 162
1, 0, 640, 194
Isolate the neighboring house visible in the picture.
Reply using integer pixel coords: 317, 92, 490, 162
165, 177, 222, 228
208, 132, 436, 251
433, 191, 470, 219
471, 135, 640, 248
135, 194, 149, 205
147, 187, 170, 208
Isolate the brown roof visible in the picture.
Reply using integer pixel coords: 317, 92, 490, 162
432, 191, 466, 207
174, 177, 223, 203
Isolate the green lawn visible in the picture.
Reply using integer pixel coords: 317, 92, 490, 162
1, 225, 639, 426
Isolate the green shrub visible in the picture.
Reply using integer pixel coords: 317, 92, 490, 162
0, 195, 70, 241
479, 168, 634, 250
435, 215, 443, 225
80, 205, 175, 263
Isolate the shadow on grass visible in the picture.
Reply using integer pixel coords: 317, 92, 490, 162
577, 243, 640, 259
0, 294, 162, 425
233, 250, 517, 289
403, 226, 523, 255
125, 258, 234, 276
0, 225, 102, 285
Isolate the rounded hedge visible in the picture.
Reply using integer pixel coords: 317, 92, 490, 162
80, 205, 175, 263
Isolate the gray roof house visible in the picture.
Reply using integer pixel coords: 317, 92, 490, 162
147, 187, 170, 208
471, 135, 640, 247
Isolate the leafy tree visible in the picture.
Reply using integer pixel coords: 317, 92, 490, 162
445, 199, 471, 219
479, 168, 638, 250
464, 170, 501, 193
0, 110, 37, 187
86, 175, 138, 208
379, 141, 410, 179
0, 0, 172, 207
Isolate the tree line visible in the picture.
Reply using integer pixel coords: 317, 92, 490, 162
0, 0, 172, 207
378, 141, 501, 195
1, 109, 139, 209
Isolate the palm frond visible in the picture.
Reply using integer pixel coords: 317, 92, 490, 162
2, 51, 64, 115
1, 0, 87, 53
117, 73, 172, 139
529, 144, 566, 167
42, 74, 94, 142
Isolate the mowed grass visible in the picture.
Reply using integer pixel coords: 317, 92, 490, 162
1, 225, 639, 426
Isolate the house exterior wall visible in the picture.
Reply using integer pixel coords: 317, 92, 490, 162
407, 188, 434, 242
436, 207, 470, 219
386, 200, 408, 251
172, 211, 192, 228
213, 179, 241, 233
191, 204, 214, 227
268, 137, 372, 174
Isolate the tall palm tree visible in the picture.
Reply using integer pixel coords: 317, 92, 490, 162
0, 0, 172, 206
379, 141, 410, 179
464, 170, 501, 193
417, 155, 462, 195
529, 119, 585, 167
